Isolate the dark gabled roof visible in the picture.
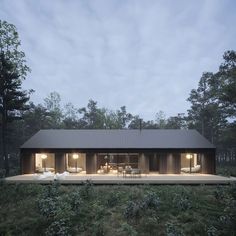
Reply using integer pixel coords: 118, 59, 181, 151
21, 129, 215, 149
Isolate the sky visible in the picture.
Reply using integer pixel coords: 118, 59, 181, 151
1, 0, 236, 120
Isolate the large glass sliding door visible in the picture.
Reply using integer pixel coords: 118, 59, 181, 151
35, 153, 55, 173
96, 153, 139, 174
180, 153, 201, 173
66, 153, 86, 173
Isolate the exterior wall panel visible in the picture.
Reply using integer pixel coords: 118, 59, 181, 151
21, 152, 35, 174
159, 153, 167, 174
86, 153, 97, 174
138, 153, 149, 174
201, 152, 216, 174
55, 153, 66, 173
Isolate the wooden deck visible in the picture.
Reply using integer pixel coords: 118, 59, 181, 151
4, 173, 236, 185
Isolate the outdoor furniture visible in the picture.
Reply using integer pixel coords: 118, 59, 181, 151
123, 166, 141, 178
67, 167, 83, 173
103, 165, 110, 173
131, 168, 141, 178
35, 167, 55, 173
181, 165, 201, 173
117, 166, 124, 176
123, 166, 132, 177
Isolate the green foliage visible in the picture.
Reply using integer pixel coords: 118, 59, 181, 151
166, 222, 185, 236
104, 191, 121, 207
187, 50, 236, 148
0, 168, 6, 178
45, 218, 71, 236
206, 225, 219, 236
116, 223, 138, 236
1, 184, 236, 235
79, 179, 94, 200
172, 193, 192, 211
216, 165, 236, 177
124, 192, 160, 221
36, 181, 76, 235
0, 20, 32, 174
214, 185, 228, 201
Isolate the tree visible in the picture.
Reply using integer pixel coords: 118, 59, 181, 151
155, 111, 167, 128
218, 50, 236, 118
216, 50, 236, 148
78, 100, 106, 129
0, 20, 30, 77
22, 103, 53, 136
166, 114, 187, 129
187, 72, 226, 144
44, 92, 63, 128
63, 102, 80, 129
0, 20, 31, 175
0, 54, 31, 175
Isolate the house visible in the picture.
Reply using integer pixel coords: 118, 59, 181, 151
20, 129, 216, 175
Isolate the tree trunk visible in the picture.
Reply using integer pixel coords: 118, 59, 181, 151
1, 105, 9, 176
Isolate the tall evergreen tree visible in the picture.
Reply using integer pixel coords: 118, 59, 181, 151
187, 72, 226, 144
0, 20, 31, 175
0, 54, 30, 174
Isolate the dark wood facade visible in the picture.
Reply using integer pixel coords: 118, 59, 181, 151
21, 148, 216, 175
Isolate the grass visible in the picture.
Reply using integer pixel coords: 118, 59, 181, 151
0, 181, 236, 236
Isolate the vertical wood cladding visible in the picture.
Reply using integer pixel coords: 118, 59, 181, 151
138, 153, 149, 174
21, 152, 35, 174
159, 153, 181, 174
172, 153, 181, 174
55, 153, 66, 173
159, 153, 167, 174
149, 153, 159, 171
86, 153, 97, 174
201, 151, 216, 174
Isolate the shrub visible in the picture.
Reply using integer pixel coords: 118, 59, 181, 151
206, 226, 219, 236
166, 222, 185, 236
172, 193, 191, 211
38, 196, 58, 218
213, 185, 228, 201
37, 182, 77, 235
45, 218, 71, 236
124, 192, 160, 221
79, 179, 93, 200
0, 169, 6, 178
69, 190, 82, 212
142, 192, 160, 209
124, 201, 142, 220
116, 223, 138, 236
105, 191, 121, 207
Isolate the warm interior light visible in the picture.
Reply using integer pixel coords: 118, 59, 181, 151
186, 154, 192, 159
73, 154, 79, 159
41, 154, 47, 159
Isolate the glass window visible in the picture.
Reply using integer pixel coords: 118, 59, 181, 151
35, 153, 55, 173
180, 153, 201, 173
66, 153, 86, 173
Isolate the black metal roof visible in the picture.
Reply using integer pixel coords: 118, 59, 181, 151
21, 129, 215, 149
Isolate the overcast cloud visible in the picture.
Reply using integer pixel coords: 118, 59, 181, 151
1, 0, 235, 120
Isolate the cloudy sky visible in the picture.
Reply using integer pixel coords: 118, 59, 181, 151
1, 0, 235, 120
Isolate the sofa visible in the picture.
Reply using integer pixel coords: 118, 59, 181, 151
181, 165, 201, 173
67, 167, 83, 173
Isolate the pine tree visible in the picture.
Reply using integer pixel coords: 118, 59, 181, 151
0, 20, 31, 175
